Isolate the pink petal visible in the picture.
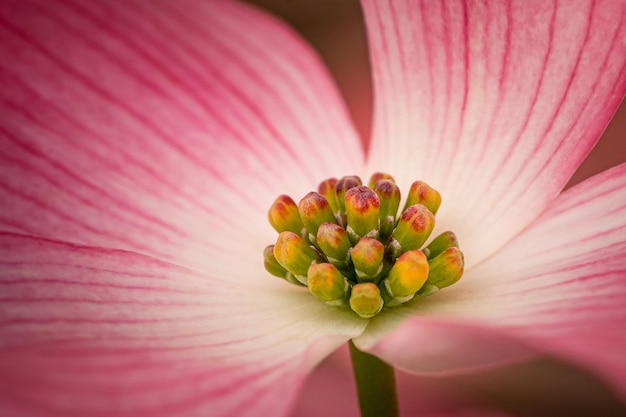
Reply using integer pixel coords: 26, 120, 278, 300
0, 0, 363, 273
355, 316, 535, 376
362, 0, 626, 266
0, 233, 366, 417
357, 164, 626, 396
294, 346, 514, 417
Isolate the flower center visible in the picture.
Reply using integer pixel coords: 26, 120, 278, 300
264, 173, 464, 319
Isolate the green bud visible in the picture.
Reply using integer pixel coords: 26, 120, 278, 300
372, 179, 401, 239
316, 222, 352, 263
335, 175, 362, 225
381, 250, 429, 306
263, 245, 288, 278
404, 181, 442, 215
344, 186, 380, 244
349, 283, 383, 319
318, 178, 339, 215
298, 192, 337, 241
419, 247, 464, 296
265, 174, 463, 319
424, 231, 459, 260
268, 195, 304, 235
307, 263, 350, 306
351, 237, 385, 282
367, 172, 396, 189
392, 204, 435, 253
273, 231, 320, 284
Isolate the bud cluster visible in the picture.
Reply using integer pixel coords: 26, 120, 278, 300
264, 173, 464, 319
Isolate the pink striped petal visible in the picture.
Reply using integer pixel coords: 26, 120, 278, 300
0, 233, 366, 417
356, 164, 626, 395
0, 0, 363, 273
362, 0, 626, 266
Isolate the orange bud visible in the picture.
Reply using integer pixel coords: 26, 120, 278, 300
392, 204, 435, 253
404, 181, 442, 215
345, 186, 380, 243
268, 195, 303, 234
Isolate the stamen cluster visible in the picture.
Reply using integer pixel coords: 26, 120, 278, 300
264, 173, 464, 318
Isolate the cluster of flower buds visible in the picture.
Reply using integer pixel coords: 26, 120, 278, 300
264, 173, 464, 319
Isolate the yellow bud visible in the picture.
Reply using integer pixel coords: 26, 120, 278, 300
367, 172, 396, 188
263, 245, 288, 278
308, 263, 349, 306
404, 181, 442, 215
421, 247, 464, 292
298, 192, 337, 240
344, 186, 380, 244
382, 250, 429, 306
268, 195, 304, 234
335, 175, 362, 225
318, 178, 339, 214
316, 222, 352, 262
273, 231, 320, 283
351, 237, 385, 282
392, 204, 435, 253
372, 179, 401, 239
349, 283, 383, 319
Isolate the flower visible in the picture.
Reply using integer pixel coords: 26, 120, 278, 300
0, 0, 625, 416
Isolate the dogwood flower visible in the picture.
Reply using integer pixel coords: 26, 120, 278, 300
0, 0, 625, 416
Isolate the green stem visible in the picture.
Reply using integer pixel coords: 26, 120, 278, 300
349, 340, 399, 417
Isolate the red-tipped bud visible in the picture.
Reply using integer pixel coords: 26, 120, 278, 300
372, 179, 401, 239
404, 181, 442, 215
351, 237, 385, 282
392, 204, 435, 253
368, 172, 396, 189
308, 263, 349, 306
381, 250, 429, 306
424, 231, 459, 260
273, 231, 320, 284
318, 178, 339, 214
345, 186, 380, 244
268, 195, 304, 234
349, 283, 383, 319
335, 175, 362, 224
316, 222, 352, 263
419, 247, 464, 296
298, 192, 337, 240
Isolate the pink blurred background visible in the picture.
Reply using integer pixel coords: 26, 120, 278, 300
246, 1, 626, 416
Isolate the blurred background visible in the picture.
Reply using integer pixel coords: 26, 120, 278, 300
245, 1, 626, 416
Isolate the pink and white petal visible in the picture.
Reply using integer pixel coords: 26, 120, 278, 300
0, 0, 363, 274
356, 164, 626, 396
293, 346, 514, 417
362, 0, 626, 266
354, 315, 536, 375
0, 232, 366, 417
